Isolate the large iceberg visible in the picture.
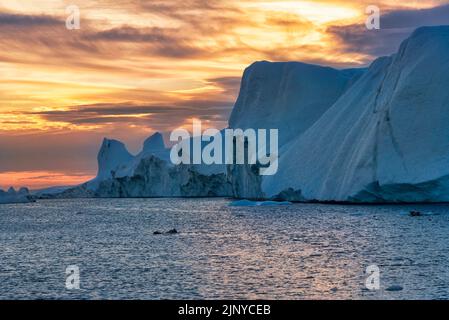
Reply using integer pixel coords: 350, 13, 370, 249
261, 26, 449, 202
229, 61, 364, 146
45, 26, 449, 203
228, 61, 365, 199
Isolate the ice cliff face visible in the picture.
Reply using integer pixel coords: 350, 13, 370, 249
94, 157, 231, 198
262, 26, 449, 202
141, 132, 169, 160
229, 61, 364, 146
96, 138, 134, 181
0, 187, 33, 204
64, 132, 232, 198
228, 61, 365, 199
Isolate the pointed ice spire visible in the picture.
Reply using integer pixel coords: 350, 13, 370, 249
96, 138, 134, 180
138, 132, 169, 161
142, 132, 166, 154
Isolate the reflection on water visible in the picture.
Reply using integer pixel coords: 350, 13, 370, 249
1, 198, 449, 299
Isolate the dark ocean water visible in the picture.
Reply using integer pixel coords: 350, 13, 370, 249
1, 198, 449, 299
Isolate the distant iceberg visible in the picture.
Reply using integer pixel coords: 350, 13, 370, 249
56, 132, 232, 198
0, 187, 34, 204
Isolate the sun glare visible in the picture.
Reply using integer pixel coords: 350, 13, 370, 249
242, 1, 362, 24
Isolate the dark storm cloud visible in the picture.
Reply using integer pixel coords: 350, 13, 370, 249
85, 26, 205, 58
207, 77, 242, 96
0, 12, 60, 26
29, 76, 242, 126
28, 101, 233, 128
0, 10, 233, 62
381, 4, 449, 29
88, 26, 179, 43
327, 24, 408, 57
327, 4, 449, 59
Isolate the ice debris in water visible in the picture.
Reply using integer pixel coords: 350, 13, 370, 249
229, 200, 292, 207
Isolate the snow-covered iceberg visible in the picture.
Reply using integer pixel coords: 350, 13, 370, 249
58, 132, 232, 198
261, 26, 449, 202
0, 187, 34, 204
229, 199, 292, 207
228, 61, 365, 199
229, 61, 364, 146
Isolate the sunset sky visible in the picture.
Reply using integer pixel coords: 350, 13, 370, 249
1, 0, 449, 189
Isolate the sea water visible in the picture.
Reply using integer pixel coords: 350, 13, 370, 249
1, 198, 449, 300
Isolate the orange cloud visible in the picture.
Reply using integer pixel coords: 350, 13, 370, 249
0, 171, 94, 190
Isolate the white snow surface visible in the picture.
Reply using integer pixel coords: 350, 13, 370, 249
229, 60, 364, 146
141, 132, 169, 160
89, 132, 170, 187
263, 26, 449, 202
95, 138, 134, 181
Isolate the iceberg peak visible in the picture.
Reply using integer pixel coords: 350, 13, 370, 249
96, 137, 133, 180
229, 60, 364, 146
142, 132, 165, 154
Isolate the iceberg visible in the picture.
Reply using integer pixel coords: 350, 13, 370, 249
95, 138, 134, 182
141, 132, 167, 159
229, 199, 292, 207
0, 187, 34, 204
44, 26, 449, 204
229, 61, 364, 146
228, 61, 365, 199
262, 26, 449, 202
58, 132, 232, 198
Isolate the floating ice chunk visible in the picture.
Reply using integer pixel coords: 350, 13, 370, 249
258, 201, 292, 206
229, 199, 292, 207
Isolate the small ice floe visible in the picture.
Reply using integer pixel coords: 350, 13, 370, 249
229, 199, 292, 207
153, 229, 178, 235
386, 285, 403, 292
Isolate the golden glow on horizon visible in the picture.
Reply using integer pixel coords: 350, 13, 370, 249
0, 171, 95, 190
